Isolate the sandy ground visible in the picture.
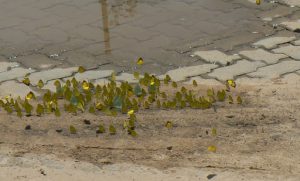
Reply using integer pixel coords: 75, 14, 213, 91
0, 76, 300, 180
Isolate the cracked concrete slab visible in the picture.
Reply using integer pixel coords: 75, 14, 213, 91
253, 36, 296, 49
247, 60, 300, 78
239, 49, 287, 64
183, 76, 222, 87
14, 54, 62, 70
0, 81, 39, 99
25, 67, 78, 86
208, 60, 265, 81
43, 79, 64, 92
0, 62, 19, 73
159, 64, 218, 82
272, 45, 300, 60
71, 70, 114, 82
115, 73, 140, 84
282, 0, 300, 7
193, 50, 241, 65
0, 67, 35, 83
280, 20, 300, 32
292, 39, 300, 45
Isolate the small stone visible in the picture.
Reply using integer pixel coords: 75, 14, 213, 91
253, 36, 296, 49
207, 174, 217, 180
167, 146, 173, 150
193, 50, 241, 65
25, 125, 31, 130
83, 119, 91, 125
56, 129, 63, 133
226, 115, 234, 118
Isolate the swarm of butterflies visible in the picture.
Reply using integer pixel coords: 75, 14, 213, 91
0, 57, 242, 141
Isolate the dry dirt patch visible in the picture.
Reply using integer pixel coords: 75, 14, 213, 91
0, 79, 299, 180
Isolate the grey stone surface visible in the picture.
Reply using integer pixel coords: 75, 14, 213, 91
239, 49, 287, 64
183, 76, 223, 86
72, 70, 114, 82
208, 60, 265, 81
26, 67, 78, 86
280, 20, 300, 32
0, 67, 35, 82
248, 60, 300, 78
272, 45, 300, 60
193, 50, 241, 65
253, 36, 296, 49
159, 64, 218, 82
0, 81, 39, 98
0, 0, 275, 72
0, 62, 19, 73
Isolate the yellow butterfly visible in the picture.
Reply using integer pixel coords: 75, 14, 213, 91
256, 0, 261, 5
136, 57, 144, 65
82, 81, 90, 91
78, 66, 86, 73
127, 109, 134, 116
208, 145, 217, 152
26, 91, 36, 100
226, 79, 236, 88
22, 77, 30, 86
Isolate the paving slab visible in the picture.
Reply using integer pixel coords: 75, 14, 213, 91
292, 39, 300, 45
280, 20, 300, 32
93, 79, 111, 86
0, 67, 35, 82
43, 80, 64, 92
282, 0, 300, 7
14, 54, 62, 70
193, 50, 241, 65
272, 45, 300, 60
239, 49, 287, 64
235, 77, 271, 86
71, 70, 114, 82
183, 76, 223, 87
25, 67, 78, 86
252, 36, 296, 49
208, 60, 265, 81
0, 81, 39, 99
0, 62, 19, 73
159, 64, 218, 82
115, 73, 141, 84
248, 60, 300, 78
